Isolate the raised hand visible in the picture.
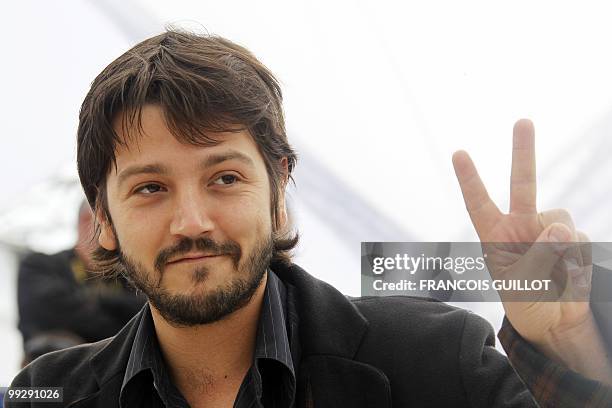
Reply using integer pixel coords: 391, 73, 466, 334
453, 119, 611, 382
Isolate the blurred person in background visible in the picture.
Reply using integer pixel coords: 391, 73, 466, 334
17, 200, 146, 365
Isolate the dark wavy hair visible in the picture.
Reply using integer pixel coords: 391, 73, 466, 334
76, 29, 298, 278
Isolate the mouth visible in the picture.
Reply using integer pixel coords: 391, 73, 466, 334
167, 254, 224, 265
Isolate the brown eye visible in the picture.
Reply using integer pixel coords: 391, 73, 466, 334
213, 174, 238, 185
135, 184, 164, 194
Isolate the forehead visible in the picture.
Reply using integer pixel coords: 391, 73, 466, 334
109, 105, 264, 176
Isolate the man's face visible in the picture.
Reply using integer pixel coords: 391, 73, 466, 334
98, 105, 279, 326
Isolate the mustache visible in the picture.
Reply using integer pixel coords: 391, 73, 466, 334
154, 236, 241, 272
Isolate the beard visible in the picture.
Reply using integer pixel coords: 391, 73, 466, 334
117, 233, 273, 327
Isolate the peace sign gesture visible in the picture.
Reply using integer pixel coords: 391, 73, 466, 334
453, 119, 612, 383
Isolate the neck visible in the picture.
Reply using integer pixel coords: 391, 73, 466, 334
149, 272, 267, 403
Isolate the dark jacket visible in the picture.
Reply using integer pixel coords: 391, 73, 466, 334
8, 262, 594, 407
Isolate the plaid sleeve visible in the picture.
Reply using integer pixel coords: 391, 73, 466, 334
498, 316, 612, 408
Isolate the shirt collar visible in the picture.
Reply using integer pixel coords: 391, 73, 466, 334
254, 268, 294, 371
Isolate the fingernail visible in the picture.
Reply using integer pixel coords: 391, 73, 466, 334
549, 226, 569, 242
565, 261, 589, 287
573, 274, 588, 287
565, 259, 579, 271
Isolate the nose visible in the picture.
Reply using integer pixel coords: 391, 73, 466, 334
169, 186, 215, 238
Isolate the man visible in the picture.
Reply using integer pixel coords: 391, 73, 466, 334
17, 200, 146, 365
7, 29, 612, 407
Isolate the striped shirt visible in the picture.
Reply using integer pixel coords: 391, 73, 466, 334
119, 270, 298, 408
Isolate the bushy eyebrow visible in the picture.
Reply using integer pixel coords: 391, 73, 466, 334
116, 149, 256, 188
202, 150, 255, 169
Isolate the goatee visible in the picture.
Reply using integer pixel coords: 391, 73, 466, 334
118, 234, 273, 327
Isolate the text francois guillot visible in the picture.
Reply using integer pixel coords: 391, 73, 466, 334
370, 254, 552, 292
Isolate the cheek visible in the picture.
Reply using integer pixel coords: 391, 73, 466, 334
219, 194, 272, 237
113, 208, 168, 257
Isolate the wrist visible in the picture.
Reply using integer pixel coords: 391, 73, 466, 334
536, 312, 612, 385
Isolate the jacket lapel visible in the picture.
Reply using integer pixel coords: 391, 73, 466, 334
80, 304, 147, 407
297, 355, 392, 408
66, 374, 123, 408
272, 262, 392, 408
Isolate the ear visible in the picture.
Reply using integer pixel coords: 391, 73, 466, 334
96, 208, 117, 251
277, 157, 290, 228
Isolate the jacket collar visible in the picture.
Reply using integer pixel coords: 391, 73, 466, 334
88, 263, 388, 408
270, 261, 369, 359
90, 262, 369, 383
271, 263, 391, 408
89, 303, 146, 388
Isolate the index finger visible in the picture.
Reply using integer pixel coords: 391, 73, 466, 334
510, 119, 537, 214
453, 150, 502, 234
